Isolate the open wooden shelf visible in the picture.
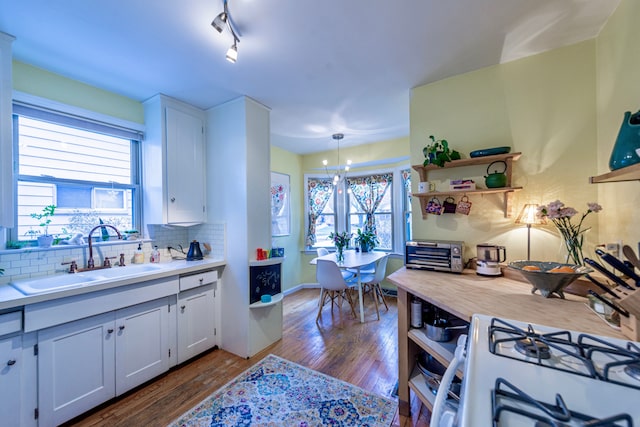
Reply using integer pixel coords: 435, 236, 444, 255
412, 152, 523, 219
589, 162, 640, 183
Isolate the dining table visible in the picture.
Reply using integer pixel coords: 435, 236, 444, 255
310, 249, 387, 323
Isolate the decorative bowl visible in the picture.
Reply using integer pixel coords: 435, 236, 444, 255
508, 261, 592, 299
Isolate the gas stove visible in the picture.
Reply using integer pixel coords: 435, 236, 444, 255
458, 314, 639, 426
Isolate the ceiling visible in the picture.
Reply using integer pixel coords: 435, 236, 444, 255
0, 0, 620, 154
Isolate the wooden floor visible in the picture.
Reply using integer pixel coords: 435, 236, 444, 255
65, 288, 430, 427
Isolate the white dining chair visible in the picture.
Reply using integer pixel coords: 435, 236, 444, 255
358, 255, 389, 320
317, 248, 355, 281
315, 259, 357, 324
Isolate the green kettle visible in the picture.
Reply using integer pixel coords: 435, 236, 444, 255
484, 161, 507, 188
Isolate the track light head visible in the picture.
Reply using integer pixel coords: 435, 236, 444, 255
211, 12, 227, 33
226, 42, 238, 63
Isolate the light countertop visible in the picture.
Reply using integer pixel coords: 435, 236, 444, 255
388, 267, 624, 339
0, 258, 226, 311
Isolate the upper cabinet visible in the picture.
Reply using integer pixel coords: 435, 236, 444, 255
412, 152, 523, 219
143, 94, 206, 226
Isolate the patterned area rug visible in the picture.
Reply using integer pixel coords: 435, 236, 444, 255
169, 354, 398, 427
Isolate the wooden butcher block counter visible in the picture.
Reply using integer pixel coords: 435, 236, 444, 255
388, 267, 625, 417
388, 267, 624, 338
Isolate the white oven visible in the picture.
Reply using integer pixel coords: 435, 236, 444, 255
431, 314, 639, 426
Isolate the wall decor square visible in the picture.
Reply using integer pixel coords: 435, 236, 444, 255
270, 172, 290, 236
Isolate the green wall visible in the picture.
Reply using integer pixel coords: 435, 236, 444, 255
13, 61, 144, 123
270, 145, 303, 291
595, 0, 640, 247
410, 40, 600, 263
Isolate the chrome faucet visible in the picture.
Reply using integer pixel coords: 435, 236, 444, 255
83, 224, 123, 270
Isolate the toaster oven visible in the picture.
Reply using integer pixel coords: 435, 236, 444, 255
405, 240, 464, 273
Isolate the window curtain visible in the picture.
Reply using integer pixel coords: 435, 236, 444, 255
347, 173, 393, 233
306, 178, 335, 246
401, 168, 412, 204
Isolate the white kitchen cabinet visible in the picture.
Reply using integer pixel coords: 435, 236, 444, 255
38, 298, 171, 425
0, 334, 23, 426
143, 94, 206, 226
177, 271, 217, 364
37, 311, 116, 426
115, 298, 171, 395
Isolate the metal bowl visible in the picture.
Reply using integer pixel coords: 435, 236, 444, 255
508, 261, 592, 299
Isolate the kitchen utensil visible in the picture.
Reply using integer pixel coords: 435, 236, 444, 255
583, 257, 635, 290
585, 274, 620, 299
587, 290, 629, 317
186, 240, 203, 261
426, 197, 443, 215
416, 353, 462, 399
484, 161, 507, 188
508, 260, 592, 298
425, 319, 468, 342
469, 146, 511, 158
455, 195, 472, 215
623, 244, 640, 270
595, 248, 640, 285
442, 197, 457, 214
476, 243, 506, 276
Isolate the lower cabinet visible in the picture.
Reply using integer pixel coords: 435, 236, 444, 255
37, 297, 170, 426
0, 334, 23, 426
177, 283, 216, 364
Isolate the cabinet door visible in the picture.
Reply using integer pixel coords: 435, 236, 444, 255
165, 106, 205, 224
0, 335, 22, 426
177, 284, 216, 364
115, 297, 170, 395
38, 312, 116, 426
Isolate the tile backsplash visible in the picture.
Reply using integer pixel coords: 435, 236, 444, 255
0, 222, 226, 285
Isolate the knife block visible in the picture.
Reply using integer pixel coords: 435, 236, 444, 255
613, 283, 640, 341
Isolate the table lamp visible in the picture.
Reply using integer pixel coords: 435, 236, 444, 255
515, 204, 546, 260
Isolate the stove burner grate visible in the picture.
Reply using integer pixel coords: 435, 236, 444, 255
489, 318, 596, 378
624, 363, 640, 382
515, 337, 552, 359
492, 377, 634, 427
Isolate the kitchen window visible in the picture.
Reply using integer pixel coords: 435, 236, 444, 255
305, 167, 410, 253
11, 102, 142, 242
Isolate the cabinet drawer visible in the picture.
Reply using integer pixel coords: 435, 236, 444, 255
0, 311, 23, 336
179, 270, 217, 291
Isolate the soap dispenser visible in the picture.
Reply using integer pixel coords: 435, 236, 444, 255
134, 243, 144, 264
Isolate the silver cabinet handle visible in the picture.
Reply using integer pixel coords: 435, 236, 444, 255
7, 359, 16, 366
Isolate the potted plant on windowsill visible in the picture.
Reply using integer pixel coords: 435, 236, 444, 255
29, 205, 56, 247
423, 134, 461, 167
354, 228, 379, 253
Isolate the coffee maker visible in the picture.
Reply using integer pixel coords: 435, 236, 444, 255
476, 243, 506, 276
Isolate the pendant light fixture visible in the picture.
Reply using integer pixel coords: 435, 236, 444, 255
323, 133, 352, 193
211, 0, 240, 63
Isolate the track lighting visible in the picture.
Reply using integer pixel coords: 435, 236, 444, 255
211, 0, 240, 63
226, 42, 238, 63
211, 12, 227, 33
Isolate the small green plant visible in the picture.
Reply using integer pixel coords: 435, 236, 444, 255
423, 135, 461, 167
30, 205, 56, 236
354, 228, 379, 252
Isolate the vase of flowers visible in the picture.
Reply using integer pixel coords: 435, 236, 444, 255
537, 200, 602, 265
328, 231, 352, 263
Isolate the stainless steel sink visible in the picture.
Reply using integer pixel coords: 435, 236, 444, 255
10, 263, 166, 295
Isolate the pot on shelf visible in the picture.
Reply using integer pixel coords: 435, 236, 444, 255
484, 160, 507, 188
425, 318, 468, 342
